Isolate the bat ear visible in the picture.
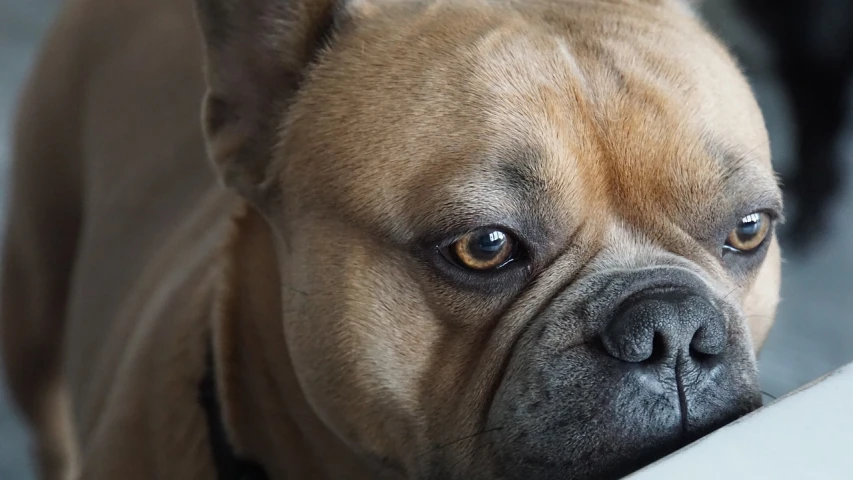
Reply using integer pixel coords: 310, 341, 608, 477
193, 0, 346, 205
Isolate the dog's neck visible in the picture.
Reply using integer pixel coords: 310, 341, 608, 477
210, 202, 375, 479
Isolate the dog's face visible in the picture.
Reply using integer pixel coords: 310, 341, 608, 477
197, 0, 782, 478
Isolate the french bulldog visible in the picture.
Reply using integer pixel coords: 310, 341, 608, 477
0, 0, 783, 479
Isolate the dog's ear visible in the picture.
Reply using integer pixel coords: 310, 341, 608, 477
194, 0, 343, 205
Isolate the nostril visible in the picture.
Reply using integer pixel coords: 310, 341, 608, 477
690, 323, 727, 358
645, 332, 667, 364
689, 344, 715, 364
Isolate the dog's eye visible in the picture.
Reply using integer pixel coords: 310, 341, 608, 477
725, 212, 771, 253
448, 228, 518, 271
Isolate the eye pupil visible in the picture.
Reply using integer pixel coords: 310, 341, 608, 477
736, 213, 761, 236
737, 223, 760, 238
476, 231, 507, 253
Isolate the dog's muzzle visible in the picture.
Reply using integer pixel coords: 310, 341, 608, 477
480, 266, 762, 480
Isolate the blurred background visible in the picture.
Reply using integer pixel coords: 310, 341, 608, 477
0, 0, 851, 478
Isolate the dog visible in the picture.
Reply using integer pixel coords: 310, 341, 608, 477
0, 0, 783, 479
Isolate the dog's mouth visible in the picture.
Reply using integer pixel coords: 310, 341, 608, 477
469, 336, 763, 480
479, 384, 760, 480
595, 394, 759, 480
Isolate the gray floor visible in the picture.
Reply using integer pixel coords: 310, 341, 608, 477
0, 1, 851, 479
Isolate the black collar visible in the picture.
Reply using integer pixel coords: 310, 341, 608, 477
198, 344, 270, 480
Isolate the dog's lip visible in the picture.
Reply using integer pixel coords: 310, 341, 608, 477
586, 404, 758, 480
478, 362, 761, 480
623, 353, 741, 434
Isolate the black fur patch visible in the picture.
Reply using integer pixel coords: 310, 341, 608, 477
198, 342, 271, 480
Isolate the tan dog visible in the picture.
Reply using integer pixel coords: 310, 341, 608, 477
1, 0, 783, 479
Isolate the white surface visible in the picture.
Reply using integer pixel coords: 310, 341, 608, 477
628, 363, 853, 479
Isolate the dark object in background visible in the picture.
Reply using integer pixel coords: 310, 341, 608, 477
737, 0, 853, 252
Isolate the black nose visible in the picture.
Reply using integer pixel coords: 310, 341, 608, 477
601, 287, 728, 363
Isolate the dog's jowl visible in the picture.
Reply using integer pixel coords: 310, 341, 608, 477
0, 0, 783, 479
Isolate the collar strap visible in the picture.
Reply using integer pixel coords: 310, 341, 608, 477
198, 343, 270, 480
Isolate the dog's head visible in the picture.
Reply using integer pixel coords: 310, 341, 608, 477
196, 0, 782, 478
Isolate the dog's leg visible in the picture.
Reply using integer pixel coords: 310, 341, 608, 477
1, 9, 85, 480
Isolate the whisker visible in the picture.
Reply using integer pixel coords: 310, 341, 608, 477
424, 426, 504, 456
285, 286, 310, 296
760, 390, 778, 401
719, 287, 739, 303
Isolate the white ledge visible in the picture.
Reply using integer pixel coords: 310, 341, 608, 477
626, 362, 853, 479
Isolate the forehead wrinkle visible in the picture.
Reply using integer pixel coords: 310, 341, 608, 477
409, 179, 546, 241
496, 147, 549, 196
494, 147, 578, 237
705, 137, 782, 207
589, 87, 733, 254
401, 143, 575, 249
464, 24, 607, 219
702, 131, 772, 170
465, 23, 593, 127
579, 36, 775, 233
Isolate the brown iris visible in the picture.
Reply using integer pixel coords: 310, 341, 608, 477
451, 228, 516, 270
726, 212, 771, 252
